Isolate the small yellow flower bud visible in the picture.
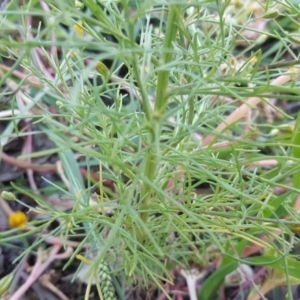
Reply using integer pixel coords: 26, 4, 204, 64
8, 211, 27, 229
292, 225, 300, 233
67, 222, 73, 230
56, 101, 64, 108
1, 191, 16, 201
74, 21, 84, 35
95, 62, 109, 77
233, 0, 242, 9
75, 0, 84, 9
269, 128, 279, 136
0, 273, 14, 296
249, 56, 258, 64
152, 111, 161, 120
68, 50, 77, 59
229, 57, 236, 67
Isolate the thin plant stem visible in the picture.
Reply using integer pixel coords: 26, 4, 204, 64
154, 5, 179, 116
138, 5, 180, 226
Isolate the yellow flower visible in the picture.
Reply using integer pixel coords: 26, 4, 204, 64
8, 211, 27, 229
74, 21, 84, 35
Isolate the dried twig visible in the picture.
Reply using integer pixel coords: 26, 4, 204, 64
202, 69, 299, 147
10, 244, 73, 300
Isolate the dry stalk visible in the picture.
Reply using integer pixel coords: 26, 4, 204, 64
10, 245, 73, 300
202, 69, 299, 147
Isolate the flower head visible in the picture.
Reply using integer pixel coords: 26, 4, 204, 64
8, 211, 27, 229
